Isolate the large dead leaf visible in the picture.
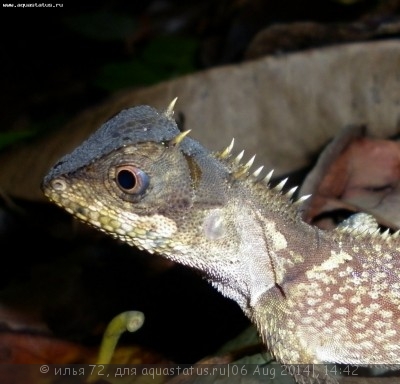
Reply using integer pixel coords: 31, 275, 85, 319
300, 125, 400, 229
0, 40, 399, 201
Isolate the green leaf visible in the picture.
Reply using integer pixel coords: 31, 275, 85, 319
64, 11, 137, 41
94, 36, 198, 91
94, 60, 163, 91
142, 36, 198, 74
0, 130, 36, 151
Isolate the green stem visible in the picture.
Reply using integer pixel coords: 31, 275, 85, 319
96, 310, 145, 364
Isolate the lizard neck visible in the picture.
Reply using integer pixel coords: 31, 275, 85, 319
196, 180, 320, 317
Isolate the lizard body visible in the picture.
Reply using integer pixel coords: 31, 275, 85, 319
42, 103, 400, 382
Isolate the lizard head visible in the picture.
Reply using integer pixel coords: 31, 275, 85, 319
42, 102, 234, 260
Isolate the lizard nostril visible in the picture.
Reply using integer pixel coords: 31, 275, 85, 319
51, 178, 67, 191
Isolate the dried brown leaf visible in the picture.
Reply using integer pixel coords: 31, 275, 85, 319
300, 125, 400, 229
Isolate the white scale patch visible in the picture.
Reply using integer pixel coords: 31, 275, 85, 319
117, 212, 177, 238
306, 250, 353, 282
264, 221, 288, 251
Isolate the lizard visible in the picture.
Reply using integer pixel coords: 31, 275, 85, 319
42, 100, 400, 383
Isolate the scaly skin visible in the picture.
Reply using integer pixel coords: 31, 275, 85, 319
42, 103, 400, 383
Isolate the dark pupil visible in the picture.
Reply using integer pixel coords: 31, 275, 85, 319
117, 169, 136, 190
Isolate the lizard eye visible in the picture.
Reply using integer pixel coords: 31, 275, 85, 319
115, 165, 149, 195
